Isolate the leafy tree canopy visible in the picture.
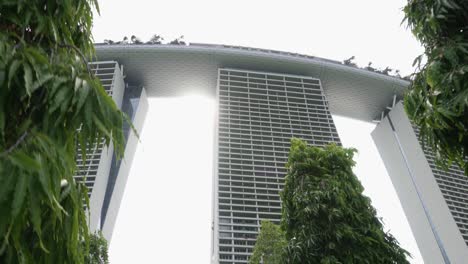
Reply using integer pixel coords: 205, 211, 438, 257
403, 0, 468, 173
0, 0, 124, 262
280, 139, 410, 264
249, 221, 286, 264
86, 232, 109, 264
103, 34, 185, 45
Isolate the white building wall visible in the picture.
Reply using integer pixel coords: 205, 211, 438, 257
76, 61, 148, 238
372, 102, 468, 264
102, 88, 149, 242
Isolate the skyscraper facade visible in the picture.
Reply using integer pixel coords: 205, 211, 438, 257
214, 68, 340, 263
75, 61, 148, 241
92, 43, 410, 262
372, 102, 468, 263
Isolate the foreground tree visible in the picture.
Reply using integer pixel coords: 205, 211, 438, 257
86, 232, 109, 264
0, 1, 124, 263
249, 221, 286, 264
281, 139, 410, 264
403, 0, 468, 173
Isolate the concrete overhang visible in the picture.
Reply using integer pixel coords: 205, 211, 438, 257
95, 43, 409, 122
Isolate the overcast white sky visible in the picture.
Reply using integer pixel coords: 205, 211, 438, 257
92, 1, 425, 263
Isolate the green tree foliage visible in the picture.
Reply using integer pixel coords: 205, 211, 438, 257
403, 0, 468, 173
0, 0, 125, 263
249, 221, 286, 264
281, 139, 410, 264
86, 232, 109, 264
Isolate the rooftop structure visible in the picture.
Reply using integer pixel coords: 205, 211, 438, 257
95, 43, 409, 122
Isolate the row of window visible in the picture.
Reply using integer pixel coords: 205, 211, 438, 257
219, 80, 322, 91
219, 181, 282, 189
219, 73, 319, 85
219, 129, 333, 140
220, 100, 329, 113
219, 89, 324, 101
220, 122, 336, 134
220, 87, 323, 99
219, 108, 330, 120
219, 199, 281, 207
219, 115, 334, 127
218, 170, 287, 178
219, 192, 280, 202
219, 186, 282, 197
219, 70, 320, 83
219, 173, 285, 181
219, 95, 327, 110
219, 96, 328, 109
218, 80, 320, 93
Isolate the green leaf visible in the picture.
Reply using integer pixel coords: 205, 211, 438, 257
35, 154, 52, 200
8, 59, 21, 88
0, 169, 16, 203
25, 47, 48, 65
49, 20, 58, 43
23, 63, 33, 96
59, 183, 72, 202
28, 188, 49, 253
11, 172, 27, 218
0, 110, 5, 135
92, 0, 101, 14
74, 77, 82, 92
412, 54, 423, 68
77, 133, 87, 164
75, 79, 90, 114
9, 151, 41, 172
444, 47, 458, 65
83, 100, 93, 129
92, 115, 111, 139
31, 73, 53, 93
49, 86, 70, 114
0, 70, 5, 85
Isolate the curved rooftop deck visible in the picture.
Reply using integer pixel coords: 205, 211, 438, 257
95, 43, 409, 122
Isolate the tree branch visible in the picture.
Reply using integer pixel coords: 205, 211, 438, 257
0, 131, 28, 157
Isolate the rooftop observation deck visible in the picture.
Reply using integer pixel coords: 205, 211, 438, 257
95, 43, 409, 122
